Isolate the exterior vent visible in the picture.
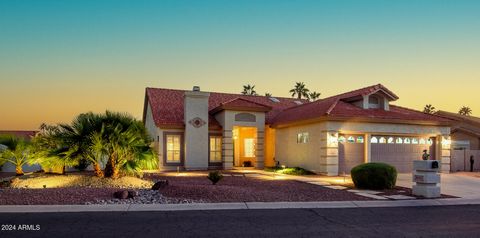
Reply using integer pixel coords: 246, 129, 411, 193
192, 86, 200, 91
294, 100, 303, 105
269, 97, 280, 103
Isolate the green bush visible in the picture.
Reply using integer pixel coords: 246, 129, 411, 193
351, 163, 397, 190
264, 166, 315, 175
207, 171, 223, 185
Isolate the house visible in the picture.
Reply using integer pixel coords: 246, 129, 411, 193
143, 84, 452, 175
435, 111, 480, 171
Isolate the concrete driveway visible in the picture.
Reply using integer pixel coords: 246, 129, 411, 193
397, 172, 480, 198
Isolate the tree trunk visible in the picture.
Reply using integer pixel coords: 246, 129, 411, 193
15, 165, 24, 176
104, 156, 118, 178
93, 163, 104, 177
62, 165, 66, 175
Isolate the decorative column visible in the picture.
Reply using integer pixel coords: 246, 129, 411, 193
438, 135, 451, 173
364, 133, 372, 163
255, 130, 265, 169
222, 129, 234, 169
321, 131, 339, 176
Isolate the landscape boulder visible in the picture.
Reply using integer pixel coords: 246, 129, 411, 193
151, 180, 169, 190
128, 190, 139, 199
113, 190, 129, 199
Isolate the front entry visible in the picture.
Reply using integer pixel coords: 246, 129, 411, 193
233, 126, 257, 167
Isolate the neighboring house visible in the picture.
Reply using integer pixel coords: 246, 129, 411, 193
0, 130, 40, 173
435, 111, 480, 171
143, 84, 452, 175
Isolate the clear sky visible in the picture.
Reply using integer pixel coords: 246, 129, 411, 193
1, 0, 479, 130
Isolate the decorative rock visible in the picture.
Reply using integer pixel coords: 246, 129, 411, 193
128, 190, 139, 198
151, 180, 169, 190
113, 190, 129, 199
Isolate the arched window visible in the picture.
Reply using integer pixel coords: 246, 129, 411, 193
427, 138, 433, 145
412, 138, 419, 144
396, 138, 403, 144
357, 136, 364, 143
379, 137, 387, 143
338, 136, 346, 143
347, 136, 355, 143
404, 138, 411, 144
387, 137, 394, 144
371, 137, 378, 143
419, 138, 426, 144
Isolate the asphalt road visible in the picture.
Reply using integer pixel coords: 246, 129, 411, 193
1, 205, 480, 238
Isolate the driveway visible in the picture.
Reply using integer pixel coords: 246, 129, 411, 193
397, 173, 480, 198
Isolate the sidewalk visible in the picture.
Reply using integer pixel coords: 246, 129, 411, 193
1, 198, 480, 213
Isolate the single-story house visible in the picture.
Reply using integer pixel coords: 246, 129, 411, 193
435, 111, 480, 171
143, 84, 452, 175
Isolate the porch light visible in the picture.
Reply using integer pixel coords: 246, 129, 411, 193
441, 136, 451, 149
327, 132, 339, 147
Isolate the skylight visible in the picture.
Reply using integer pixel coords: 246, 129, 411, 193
269, 97, 280, 103
294, 100, 303, 105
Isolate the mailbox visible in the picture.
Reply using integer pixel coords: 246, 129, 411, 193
431, 161, 439, 169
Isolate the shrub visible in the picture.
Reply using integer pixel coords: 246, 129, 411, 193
264, 166, 315, 175
207, 171, 223, 185
351, 163, 397, 190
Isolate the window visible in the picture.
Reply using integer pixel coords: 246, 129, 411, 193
387, 137, 394, 144
209, 136, 222, 163
427, 138, 433, 145
244, 138, 255, 157
297, 132, 309, 144
419, 138, 426, 144
338, 136, 346, 143
356, 136, 364, 143
395, 138, 403, 144
347, 136, 355, 143
379, 137, 387, 143
371, 137, 378, 143
412, 138, 419, 144
165, 133, 182, 164
404, 138, 411, 144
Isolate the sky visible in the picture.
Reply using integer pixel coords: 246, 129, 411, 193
1, 0, 479, 130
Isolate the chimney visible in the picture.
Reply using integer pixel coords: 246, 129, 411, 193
184, 86, 210, 170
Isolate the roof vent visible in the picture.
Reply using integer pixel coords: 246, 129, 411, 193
269, 97, 280, 103
192, 86, 200, 92
294, 100, 303, 105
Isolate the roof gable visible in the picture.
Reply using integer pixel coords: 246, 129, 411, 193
210, 98, 272, 114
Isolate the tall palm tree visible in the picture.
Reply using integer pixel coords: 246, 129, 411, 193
289, 82, 310, 100
423, 104, 436, 114
309, 91, 321, 101
459, 106, 472, 116
265, 93, 272, 97
0, 135, 36, 176
242, 84, 257, 95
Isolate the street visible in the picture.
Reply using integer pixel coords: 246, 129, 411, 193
1, 205, 479, 237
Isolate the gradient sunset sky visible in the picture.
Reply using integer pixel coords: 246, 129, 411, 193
1, 0, 479, 130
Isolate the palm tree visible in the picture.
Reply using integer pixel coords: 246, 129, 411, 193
423, 104, 436, 114
459, 106, 472, 116
289, 82, 310, 100
0, 135, 36, 176
309, 91, 321, 101
265, 93, 272, 97
242, 84, 257, 95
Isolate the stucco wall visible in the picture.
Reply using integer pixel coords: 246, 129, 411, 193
264, 126, 276, 167
452, 131, 480, 150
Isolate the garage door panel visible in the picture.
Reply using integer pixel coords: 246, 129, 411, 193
338, 134, 364, 174
371, 136, 436, 173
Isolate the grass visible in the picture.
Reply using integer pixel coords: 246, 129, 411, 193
264, 166, 315, 175
9, 173, 154, 189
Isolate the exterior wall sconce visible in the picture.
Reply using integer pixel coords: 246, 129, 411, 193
327, 132, 339, 147
441, 136, 451, 149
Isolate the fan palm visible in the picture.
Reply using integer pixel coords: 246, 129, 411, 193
290, 82, 310, 100
309, 91, 321, 101
423, 104, 436, 114
459, 106, 472, 116
242, 84, 257, 95
0, 135, 36, 176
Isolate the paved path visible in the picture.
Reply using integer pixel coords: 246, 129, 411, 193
1, 205, 479, 238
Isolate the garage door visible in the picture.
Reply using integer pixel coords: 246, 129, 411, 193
371, 136, 436, 173
338, 135, 365, 174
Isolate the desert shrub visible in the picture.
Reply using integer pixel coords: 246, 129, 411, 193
264, 166, 315, 175
351, 163, 397, 190
207, 171, 223, 185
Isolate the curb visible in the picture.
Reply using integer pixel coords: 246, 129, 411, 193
1, 198, 480, 213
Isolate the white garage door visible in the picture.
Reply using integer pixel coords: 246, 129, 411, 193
371, 136, 436, 173
338, 135, 365, 174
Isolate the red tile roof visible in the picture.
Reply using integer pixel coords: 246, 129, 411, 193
144, 84, 450, 129
144, 88, 306, 128
210, 98, 272, 114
